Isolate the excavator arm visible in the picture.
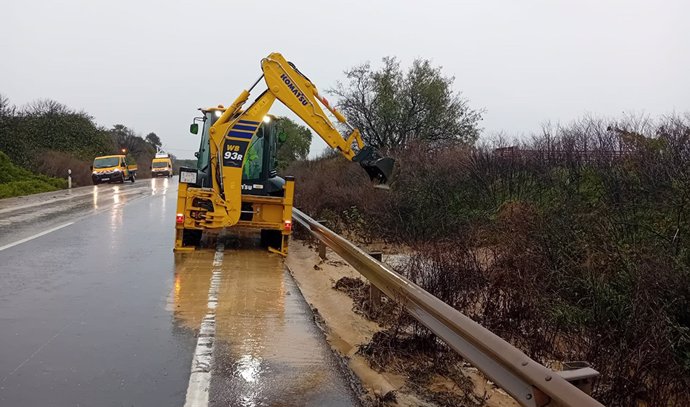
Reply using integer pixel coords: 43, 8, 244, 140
262, 53, 364, 159
207, 52, 394, 227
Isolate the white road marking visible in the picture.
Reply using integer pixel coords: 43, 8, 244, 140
183, 243, 224, 407
0, 222, 75, 252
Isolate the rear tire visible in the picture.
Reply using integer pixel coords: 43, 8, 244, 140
182, 229, 202, 247
130, 174, 135, 183
260, 230, 283, 251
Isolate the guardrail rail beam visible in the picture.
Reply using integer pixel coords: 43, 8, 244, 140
293, 208, 605, 407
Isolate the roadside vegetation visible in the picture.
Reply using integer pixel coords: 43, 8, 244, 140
0, 94, 162, 192
287, 56, 690, 406
290, 113, 690, 406
0, 151, 66, 198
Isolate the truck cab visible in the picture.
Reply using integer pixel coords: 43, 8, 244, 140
91, 155, 137, 184
151, 154, 173, 177
192, 109, 285, 196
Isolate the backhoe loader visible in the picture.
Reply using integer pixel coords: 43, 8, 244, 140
174, 52, 394, 254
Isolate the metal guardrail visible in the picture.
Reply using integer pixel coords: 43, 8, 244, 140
293, 208, 605, 407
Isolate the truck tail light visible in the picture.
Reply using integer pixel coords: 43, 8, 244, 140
284, 220, 292, 232
176, 213, 184, 224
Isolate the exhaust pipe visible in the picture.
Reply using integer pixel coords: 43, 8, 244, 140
353, 146, 395, 189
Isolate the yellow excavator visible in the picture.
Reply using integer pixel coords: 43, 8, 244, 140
174, 52, 394, 254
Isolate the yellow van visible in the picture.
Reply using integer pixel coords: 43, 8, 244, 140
91, 155, 137, 184
151, 154, 173, 177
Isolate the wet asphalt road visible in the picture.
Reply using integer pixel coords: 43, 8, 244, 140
0, 179, 358, 406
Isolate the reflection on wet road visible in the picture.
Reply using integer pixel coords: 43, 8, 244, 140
0, 178, 189, 407
0, 178, 358, 406
0, 179, 169, 249
173, 243, 359, 406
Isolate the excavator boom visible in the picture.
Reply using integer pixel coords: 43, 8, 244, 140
260, 53, 394, 187
174, 52, 394, 254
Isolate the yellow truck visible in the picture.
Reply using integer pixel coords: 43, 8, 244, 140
151, 153, 173, 177
91, 155, 137, 184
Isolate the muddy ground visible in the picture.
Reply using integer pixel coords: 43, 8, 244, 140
286, 239, 518, 407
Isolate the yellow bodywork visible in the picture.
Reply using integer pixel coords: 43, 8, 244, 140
174, 177, 294, 254
151, 157, 173, 177
174, 52, 387, 255
92, 154, 136, 184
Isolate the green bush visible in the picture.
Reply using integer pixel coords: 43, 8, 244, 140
0, 151, 66, 198
0, 180, 63, 199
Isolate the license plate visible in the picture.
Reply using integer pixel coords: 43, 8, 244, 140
180, 170, 197, 184
101, 177, 110, 181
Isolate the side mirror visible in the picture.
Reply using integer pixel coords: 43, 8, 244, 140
190, 123, 199, 134
90, 165, 93, 171
121, 162, 126, 167
278, 132, 287, 143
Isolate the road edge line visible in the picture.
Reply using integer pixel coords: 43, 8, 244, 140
0, 222, 75, 252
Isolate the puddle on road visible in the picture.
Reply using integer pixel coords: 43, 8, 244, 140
168, 250, 214, 329
149, 177, 171, 196
170, 240, 358, 406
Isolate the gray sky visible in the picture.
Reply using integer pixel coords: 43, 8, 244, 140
1, 0, 688, 158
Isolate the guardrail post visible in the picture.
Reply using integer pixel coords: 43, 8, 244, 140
559, 362, 599, 395
318, 241, 327, 260
368, 251, 383, 316
316, 220, 328, 260
67, 169, 72, 189
524, 363, 600, 407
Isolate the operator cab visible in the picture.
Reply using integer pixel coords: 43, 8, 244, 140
189, 108, 286, 196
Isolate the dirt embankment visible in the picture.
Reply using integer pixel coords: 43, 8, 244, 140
286, 239, 517, 407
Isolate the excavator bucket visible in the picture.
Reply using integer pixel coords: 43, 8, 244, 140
353, 146, 395, 189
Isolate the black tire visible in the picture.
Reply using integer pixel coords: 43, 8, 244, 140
130, 174, 135, 183
260, 230, 283, 251
182, 229, 202, 247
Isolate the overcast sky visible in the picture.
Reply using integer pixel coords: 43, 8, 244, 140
1, 0, 688, 158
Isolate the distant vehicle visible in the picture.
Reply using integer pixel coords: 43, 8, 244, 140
151, 153, 173, 178
91, 155, 137, 184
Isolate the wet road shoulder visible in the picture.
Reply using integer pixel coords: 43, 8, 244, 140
205, 247, 360, 407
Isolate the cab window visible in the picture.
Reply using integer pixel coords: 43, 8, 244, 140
93, 157, 119, 168
243, 127, 265, 180
198, 113, 218, 173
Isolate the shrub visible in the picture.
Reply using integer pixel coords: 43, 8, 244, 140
292, 113, 690, 405
0, 151, 67, 198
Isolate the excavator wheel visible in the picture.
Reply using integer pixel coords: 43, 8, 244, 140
260, 230, 284, 252
182, 229, 202, 247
